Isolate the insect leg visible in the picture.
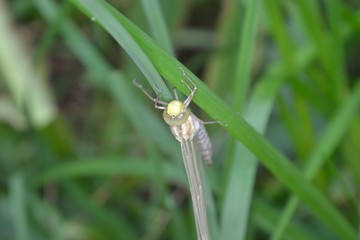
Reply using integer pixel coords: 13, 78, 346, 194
179, 67, 197, 107
172, 87, 179, 100
133, 80, 168, 109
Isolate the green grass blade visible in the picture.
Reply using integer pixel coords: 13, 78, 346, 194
325, 0, 347, 95
68, 1, 356, 238
264, 0, 294, 73
221, 0, 261, 239
204, 1, 241, 94
140, 0, 174, 55
9, 172, 30, 240
271, 80, 360, 240
233, 0, 260, 110
293, 0, 339, 99
33, 157, 186, 187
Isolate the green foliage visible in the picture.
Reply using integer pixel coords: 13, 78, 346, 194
0, 0, 359, 239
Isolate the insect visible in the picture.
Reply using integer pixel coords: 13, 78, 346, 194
133, 67, 214, 240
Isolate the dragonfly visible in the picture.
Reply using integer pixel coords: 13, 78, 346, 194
133, 67, 214, 240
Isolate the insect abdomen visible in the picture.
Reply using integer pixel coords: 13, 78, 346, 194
195, 124, 212, 166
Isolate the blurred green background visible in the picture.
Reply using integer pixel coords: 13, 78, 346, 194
0, 0, 359, 239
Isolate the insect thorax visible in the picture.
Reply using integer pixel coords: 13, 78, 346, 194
169, 114, 200, 142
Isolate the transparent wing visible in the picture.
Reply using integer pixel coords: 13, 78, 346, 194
180, 139, 210, 240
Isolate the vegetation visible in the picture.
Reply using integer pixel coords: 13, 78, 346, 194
0, 0, 359, 239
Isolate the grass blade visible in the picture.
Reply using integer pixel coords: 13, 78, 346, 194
233, 0, 260, 110
33, 157, 186, 187
140, 0, 174, 55
10, 172, 30, 240
221, 0, 261, 239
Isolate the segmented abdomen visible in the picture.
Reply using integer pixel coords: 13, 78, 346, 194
195, 124, 212, 166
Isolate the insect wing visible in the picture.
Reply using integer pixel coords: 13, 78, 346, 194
180, 139, 210, 240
